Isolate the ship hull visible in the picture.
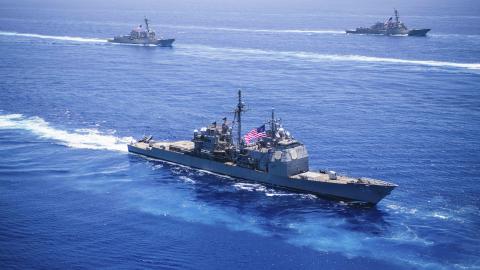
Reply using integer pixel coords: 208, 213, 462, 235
408, 29, 431, 36
128, 144, 396, 205
346, 29, 385, 35
346, 28, 430, 36
108, 37, 175, 47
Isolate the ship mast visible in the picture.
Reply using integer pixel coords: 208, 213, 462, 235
235, 90, 245, 148
271, 108, 275, 137
144, 17, 150, 32
394, 9, 399, 23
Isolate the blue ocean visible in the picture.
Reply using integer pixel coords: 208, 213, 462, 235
1, 2, 479, 269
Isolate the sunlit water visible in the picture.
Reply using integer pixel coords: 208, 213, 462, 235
1, 6, 479, 270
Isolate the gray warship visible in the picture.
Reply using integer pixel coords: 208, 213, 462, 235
108, 17, 175, 46
346, 9, 430, 36
128, 91, 397, 205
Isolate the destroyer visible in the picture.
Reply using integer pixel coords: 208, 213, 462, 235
128, 91, 397, 205
346, 9, 430, 36
108, 17, 175, 46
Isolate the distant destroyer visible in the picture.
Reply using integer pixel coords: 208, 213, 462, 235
346, 9, 430, 36
128, 91, 397, 205
108, 17, 175, 46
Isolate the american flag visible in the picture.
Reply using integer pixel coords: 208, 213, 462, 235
244, 125, 267, 144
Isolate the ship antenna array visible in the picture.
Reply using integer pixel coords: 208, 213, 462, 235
235, 90, 245, 148
271, 108, 276, 137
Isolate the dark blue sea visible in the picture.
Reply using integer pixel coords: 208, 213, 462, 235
1, 2, 479, 269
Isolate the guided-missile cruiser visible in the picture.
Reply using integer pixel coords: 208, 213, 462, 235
346, 9, 430, 36
128, 91, 397, 205
108, 17, 175, 46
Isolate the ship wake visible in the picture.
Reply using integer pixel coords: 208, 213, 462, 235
2, 31, 479, 71
0, 114, 132, 152
178, 44, 480, 71
0, 31, 107, 43
164, 24, 344, 35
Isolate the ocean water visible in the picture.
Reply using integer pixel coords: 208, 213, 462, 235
1, 4, 480, 270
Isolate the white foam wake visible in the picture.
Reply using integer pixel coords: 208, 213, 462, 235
301, 52, 480, 70
179, 44, 480, 71
2, 31, 478, 71
0, 114, 132, 152
167, 24, 344, 35
0, 31, 107, 43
